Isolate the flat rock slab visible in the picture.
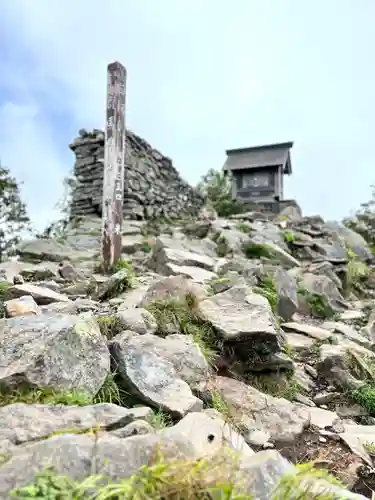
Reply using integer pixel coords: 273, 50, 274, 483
197, 285, 282, 349
0, 402, 152, 453
285, 332, 314, 350
110, 331, 203, 417
8, 284, 71, 305
281, 322, 332, 341
0, 312, 110, 395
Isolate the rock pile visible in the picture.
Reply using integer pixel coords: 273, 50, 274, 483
69, 129, 205, 220
0, 210, 375, 497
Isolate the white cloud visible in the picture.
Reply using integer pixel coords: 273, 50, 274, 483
1, 0, 375, 229
0, 101, 66, 231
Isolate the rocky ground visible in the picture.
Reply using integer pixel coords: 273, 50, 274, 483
1, 209, 375, 498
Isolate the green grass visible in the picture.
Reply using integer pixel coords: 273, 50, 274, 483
141, 240, 153, 253
253, 275, 278, 313
283, 231, 297, 244
0, 373, 128, 409
236, 222, 251, 234
149, 410, 173, 429
243, 242, 274, 260
145, 295, 218, 364
349, 384, 375, 417
344, 350, 375, 416
0, 383, 93, 408
248, 373, 305, 402
212, 233, 230, 257
207, 277, 233, 295
96, 314, 123, 340
9, 456, 345, 499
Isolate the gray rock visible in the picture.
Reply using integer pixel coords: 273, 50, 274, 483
139, 275, 207, 308
4, 296, 41, 317
299, 273, 349, 313
0, 312, 110, 395
116, 307, 157, 335
93, 269, 132, 301
149, 238, 216, 276
197, 285, 283, 351
325, 221, 374, 262
203, 376, 309, 443
0, 402, 152, 452
275, 268, 298, 321
8, 283, 71, 305
109, 331, 203, 417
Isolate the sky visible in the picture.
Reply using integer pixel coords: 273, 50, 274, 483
0, 0, 375, 231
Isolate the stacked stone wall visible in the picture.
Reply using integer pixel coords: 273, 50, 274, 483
69, 129, 205, 220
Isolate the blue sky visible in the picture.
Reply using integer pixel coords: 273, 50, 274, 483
0, 0, 374, 231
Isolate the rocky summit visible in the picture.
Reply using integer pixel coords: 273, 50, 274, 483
1, 210, 375, 498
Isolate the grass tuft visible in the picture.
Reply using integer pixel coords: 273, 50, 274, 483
96, 315, 123, 340
253, 275, 278, 314
10, 454, 347, 499
243, 242, 274, 260
145, 296, 218, 364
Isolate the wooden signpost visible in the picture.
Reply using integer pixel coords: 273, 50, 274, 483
101, 61, 126, 271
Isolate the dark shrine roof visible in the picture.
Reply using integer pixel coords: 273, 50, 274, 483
223, 141, 293, 175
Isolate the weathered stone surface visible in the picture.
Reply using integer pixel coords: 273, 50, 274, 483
116, 307, 157, 335
0, 403, 152, 452
109, 331, 203, 417
139, 275, 207, 308
274, 267, 298, 321
163, 409, 254, 461
4, 296, 41, 317
16, 238, 98, 263
204, 376, 309, 443
8, 283, 71, 305
197, 285, 283, 350
299, 273, 349, 312
317, 343, 374, 391
93, 269, 131, 301
281, 321, 332, 340
0, 312, 110, 395
149, 238, 216, 277
325, 221, 374, 262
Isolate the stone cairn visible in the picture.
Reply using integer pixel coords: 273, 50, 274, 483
69, 129, 206, 220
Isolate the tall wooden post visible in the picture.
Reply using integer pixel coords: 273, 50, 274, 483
101, 61, 126, 271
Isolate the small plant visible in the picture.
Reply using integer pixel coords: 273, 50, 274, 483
271, 461, 344, 499
236, 222, 251, 234
349, 384, 375, 417
146, 296, 218, 364
297, 287, 336, 319
141, 239, 153, 253
96, 314, 123, 339
208, 277, 232, 295
248, 373, 305, 402
149, 410, 173, 429
283, 231, 296, 244
109, 258, 134, 276
364, 441, 375, 455
243, 242, 274, 260
93, 372, 129, 406
283, 343, 296, 360
253, 275, 278, 313
212, 234, 230, 257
